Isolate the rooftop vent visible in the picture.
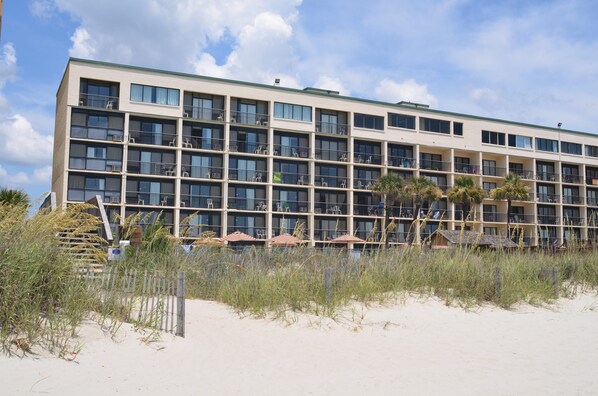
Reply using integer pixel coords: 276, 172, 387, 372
397, 101, 429, 109
303, 87, 340, 95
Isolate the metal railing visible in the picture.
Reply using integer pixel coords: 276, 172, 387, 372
179, 194, 222, 209
230, 111, 270, 127
315, 175, 348, 188
69, 157, 122, 172
180, 165, 223, 179
354, 153, 383, 165
274, 144, 310, 158
227, 198, 268, 211
126, 191, 175, 206
314, 148, 349, 162
128, 130, 178, 147
228, 140, 269, 155
314, 202, 348, 215
419, 160, 451, 171
537, 216, 560, 225
354, 178, 375, 190
587, 197, 598, 206
455, 164, 479, 174
180, 136, 224, 151
561, 174, 583, 184
67, 189, 121, 203
79, 93, 119, 110
483, 212, 507, 223
182, 106, 225, 122
71, 126, 124, 142
273, 200, 310, 213
127, 160, 176, 176
228, 168, 267, 183
388, 157, 416, 168
273, 172, 310, 186
535, 172, 559, 182
315, 121, 349, 135
509, 214, 534, 223
536, 193, 560, 203
509, 169, 534, 180
562, 216, 584, 226
353, 204, 383, 216
562, 195, 584, 205
482, 166, 506, 177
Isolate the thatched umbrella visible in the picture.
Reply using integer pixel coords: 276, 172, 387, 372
268, 233, 302, 247
329, 234, 365, 244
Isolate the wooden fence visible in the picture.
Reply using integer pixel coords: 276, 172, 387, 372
84, 267, 186, 337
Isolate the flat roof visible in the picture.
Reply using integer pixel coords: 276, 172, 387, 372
66, 57, 597, 139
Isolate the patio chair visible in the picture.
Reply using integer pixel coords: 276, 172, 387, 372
207, 199, 214, 209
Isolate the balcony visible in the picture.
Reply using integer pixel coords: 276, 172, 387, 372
388, 157, 416, 168
562, 174, 583, 184
79, 93, 119, 110
509, 169, 534, 180
127, 160, 176, 177
273, 200, 309, 213
482, 166, 506, 177
354, 229, 383, 242
354, 178, 374, 190
228, 168, 266, 183
228, 140, 269, 155
315, 176, 348, 189
227, 226, 268, 239
69, 157, 122, 172
537, 215, 560, 225
562, 216, 584, 226
483, 212, 507, 223
562, 195, 584, 205
128, 130, 177, 147
314, 202, 348, 215
179, 194, 221, 209
455, 164, 479, 175
419, 160, 451, 172
588, 197, 598, 206
182, 136, 224, 151
354, 204, 382, 217
536, 193, 560, 203
274, 145, 310, 158
509, 214, 534, 223
314, 228, 348, 241
354, 153, 383, 165
230, 111, 269, 127
181, 165, 223, 179
315, 121, 349, 135
67, 188, 121, 204
273, 172, 310, 186
536, 172, 559, 182
182, 106, 225, 122
315, 148, 349, 162
227, 198, 268, 211
127, 191, 175, 207
71, 125, 124, 142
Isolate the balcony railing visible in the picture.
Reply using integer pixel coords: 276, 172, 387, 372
419, 160, 451, 172
67, 189, 121, 203
79, 93, 119, 110
314, 148, 349, 162
561, 174, 583, 184
562, 216, 584, 226
230, 111, 269, 127
315, 175, 348, 189
509, 169, 534, 180
562, 195, 584, 205
313, 228, 349, 241
482, 166, 506, 177
273, 172, 310, 186
536, 172, 559, 182
273, 200, 310, 213
127, 160, 176, 176
587, 197, 598, 206
228, 140, 269, 155
226, 226, 267, 239
71, 126, 124, 142
182, 106, 225, 122
509, 214, 534, 223
483, 212, 507, 223
354, 204, 383, 216
272, 227, 309, 239
227, 198, 268, 211
354, 178, 375, 190
315, 121, 349, 136
537, 215, 560, 225
354, 229, 383, 241
455, 164, 479, 174
69, 157, 122, 172
388, 157, 416, 168
126, 191, 175, 206
181, 165, 223, 179
128, 130, 177, 147
228, 168, 266, 183
274, 145, 310, 158
354, 153, 383, 165
314, 202, 348, 215
181, 136, 224, 151
179, 194, 222, 209
536, 193, 560, 203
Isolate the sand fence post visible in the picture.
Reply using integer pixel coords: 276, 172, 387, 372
325, 267, 333, 303
176, 271, 186, 337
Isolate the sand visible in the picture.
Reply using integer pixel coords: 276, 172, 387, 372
1, 294, 598, 395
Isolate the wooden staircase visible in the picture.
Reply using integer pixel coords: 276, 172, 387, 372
58, 229, 107, 273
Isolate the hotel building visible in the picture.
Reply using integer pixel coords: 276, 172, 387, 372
52, 58, 598, 246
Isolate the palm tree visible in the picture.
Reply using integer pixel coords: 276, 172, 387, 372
403, 177, 442, 244
0, 187, 29, 207
371, 173, 405, 248
490, 173, 530, 236
446, 176, 485, 222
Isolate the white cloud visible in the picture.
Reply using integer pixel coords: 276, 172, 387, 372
0, 164, 52, 189
313, 75, 349, 96
374, 78, 438, 107
0, 114, 54, 166
29, 0, 58, 18
69, 27, 97, 59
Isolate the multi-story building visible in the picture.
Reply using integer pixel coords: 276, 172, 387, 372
52, 58, 598, 247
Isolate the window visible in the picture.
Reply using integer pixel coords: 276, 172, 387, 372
482, 130, 505, 145
586, 145, 598, 158
561, 142, 582, 155
536, 138, 559, 153
388, 113, 415, 129
420, 117, 450, 134
131, 84, 179, 106
274, 102, 312, 122
508, 134, 532, 149
354, 113, 384, 130
453, 122, 463, 136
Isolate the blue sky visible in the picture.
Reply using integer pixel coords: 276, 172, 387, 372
1, 0, 598, 201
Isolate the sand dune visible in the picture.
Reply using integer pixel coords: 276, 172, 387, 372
2, 294, 598, 395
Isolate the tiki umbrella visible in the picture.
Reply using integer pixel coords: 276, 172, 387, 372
222, 231, 257, 242
268, 233, 302, 246
329, 234, 365, 243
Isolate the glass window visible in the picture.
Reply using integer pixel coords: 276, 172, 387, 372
536, 138, 559, 152
388, 113, 415, 129
561, 142, 582, 155
586, 145, 598, 158
482, 130, 505, 145
354, 113, 384, 130
420, 117, 450, 134
507, 134, 532, 149
273, 102, 312, 122
131, 83, 180, 106
453, 122, 463, 136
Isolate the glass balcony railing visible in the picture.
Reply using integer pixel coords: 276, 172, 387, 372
353, 204, 383, 216
354, 153, 383, 165
71, 126, 124, 142
228, 168, 266, 183
127, 160, 176, 176
182, 106, 226, 122
79, 93, 119, 110
509, 169, 534, 179
274, 145, 310, 158
181, 165, 223, 179
128, 130, 177, 147
313, 228, 349, 241
314, 202, 348, 215
535, 172, 559, 182
354, 178, 375, 190
273, 200, 310, 213
388, 157, 416, 168
482, 166, 506, 177
181, 136, 224, 151
315, 175, 348, 188
419, 160, 451, 172
315, 148, 349, 162
227, 198, 268, 211
69, 157, 122, 172
273, 172, 310, 186
562, 195, 584, 205
561, 216, 584, 226
509, 214, 534, 223
67, 189, 121, 203
126, 191, 175, 206
230, 111, 269, 126
537, 215, 560, 225
180, 224, 222, 238
179, 194, 221, 209
562, 174, 583, 184
315, 121, 349, 135
228, 140, 269, 154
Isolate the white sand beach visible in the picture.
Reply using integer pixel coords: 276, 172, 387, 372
2, 294, 598, 396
